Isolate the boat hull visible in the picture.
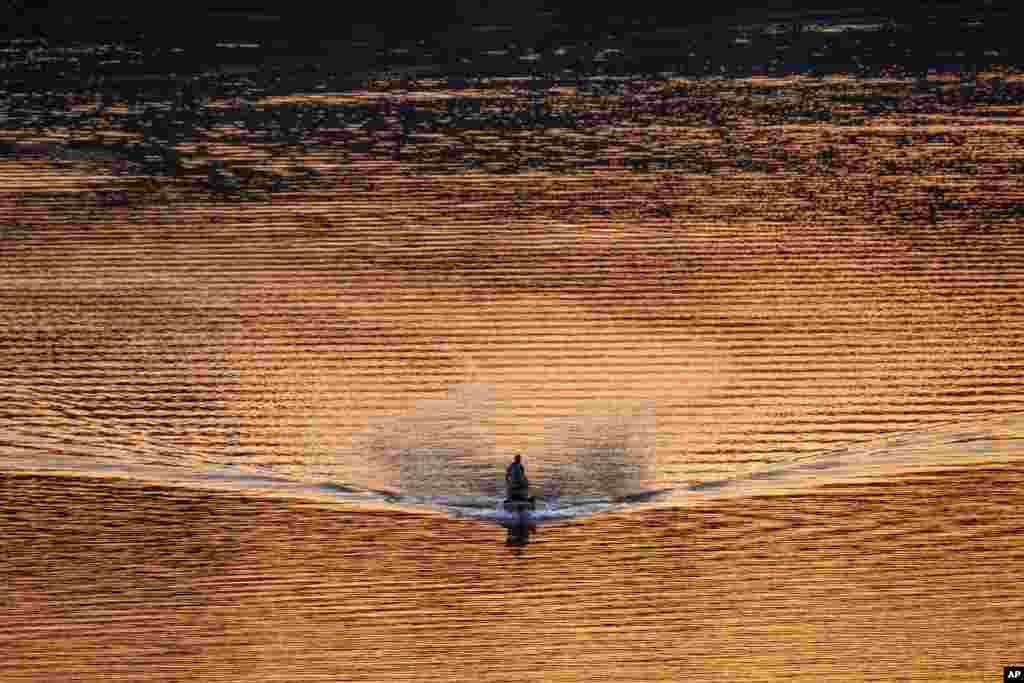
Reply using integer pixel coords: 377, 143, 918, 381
502, 497, 535, 513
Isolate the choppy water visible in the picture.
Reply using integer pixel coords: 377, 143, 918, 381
3, 9, 1024, 680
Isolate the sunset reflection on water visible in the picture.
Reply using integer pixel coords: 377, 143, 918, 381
2, 34, 1024, 680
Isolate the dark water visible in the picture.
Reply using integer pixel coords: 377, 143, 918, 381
2, 6, 1024, 680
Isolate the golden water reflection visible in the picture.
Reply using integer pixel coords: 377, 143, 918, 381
4, 468, 1023, 681
3, 69, 1024, 680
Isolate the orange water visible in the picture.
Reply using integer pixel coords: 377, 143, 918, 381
2, 73, 1024, 681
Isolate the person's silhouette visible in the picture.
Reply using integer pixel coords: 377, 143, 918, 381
505, 454, 528, 500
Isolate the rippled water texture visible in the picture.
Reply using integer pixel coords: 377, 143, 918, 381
3, 13, 1024, 680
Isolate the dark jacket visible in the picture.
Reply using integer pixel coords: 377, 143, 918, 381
506, 461, 526, 486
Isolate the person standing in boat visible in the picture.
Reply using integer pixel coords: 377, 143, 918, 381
506, 454, 529, 500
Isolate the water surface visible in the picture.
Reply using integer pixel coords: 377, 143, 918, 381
2, 11, 1024, 680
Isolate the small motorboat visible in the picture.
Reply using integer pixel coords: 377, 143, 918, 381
503, 476, 535, 513
502, 496, 536, 512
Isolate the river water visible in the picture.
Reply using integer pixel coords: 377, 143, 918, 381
2, 7, 1024, 680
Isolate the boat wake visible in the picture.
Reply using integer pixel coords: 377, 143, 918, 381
2, 398, 1023, 527
391, 487, 675, 525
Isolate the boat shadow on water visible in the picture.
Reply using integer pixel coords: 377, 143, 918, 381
500, 498, 537, 547
501, 516, 537, 548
